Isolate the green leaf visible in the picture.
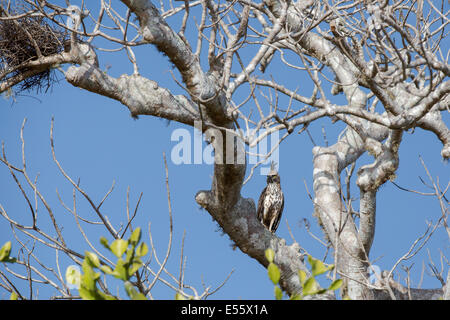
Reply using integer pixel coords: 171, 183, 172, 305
128, 260, 143, 276
85, 251, 100, 268
267, 262, 280, 285
98, 292, 117, 300
124, 281, 135, 296
10, 292, 18, 300
136, 242, 148, 257
328, 279, 343, 291
80, 273, 95, 292
298, 270, 307, 285
124, 247, 135, 264
112, 259, 128, 281
129, 227, 142, 245
79, 287, 100, 300
99, 265, 114, 275
308, 255, 333, 276
124, 281, 147, 300
0, 241, 12, 262
265, 248, 275, 263
290, 293, 302, 300
131, 292, 147, 300
302, 277, 318, 296
65, 265, 81, 287
81, 260, 100, 291
274, 286, 283, 300
316, 289, 327, 295
175, 292, 186, 300
110, 239, 128, 258
99, 237, 109, 249
311, 259, 328, 276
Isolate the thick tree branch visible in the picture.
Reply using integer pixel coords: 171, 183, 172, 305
1, 0, 448, 300
65, 63, 199, 125
120, 0, 232, 126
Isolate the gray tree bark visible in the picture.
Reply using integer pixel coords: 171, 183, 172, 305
1, 0, 448, 299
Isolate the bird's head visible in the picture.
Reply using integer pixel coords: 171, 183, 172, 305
267, 173, 280, 184
267, 162, 280, 184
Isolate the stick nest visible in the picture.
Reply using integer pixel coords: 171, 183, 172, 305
0, 9, 67, 94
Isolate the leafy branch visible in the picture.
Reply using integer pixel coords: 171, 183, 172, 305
265, 248, 342, 300
68, 227, 149, 300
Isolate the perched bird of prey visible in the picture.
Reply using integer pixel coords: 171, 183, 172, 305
257, 164, 284, 233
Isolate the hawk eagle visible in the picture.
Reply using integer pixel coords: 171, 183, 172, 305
257, 165, 284, 233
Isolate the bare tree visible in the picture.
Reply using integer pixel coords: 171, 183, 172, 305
0, 0, 448, 300
0, 117, 233, 300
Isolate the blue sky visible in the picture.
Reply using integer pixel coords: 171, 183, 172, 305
0, 0, 449, 300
